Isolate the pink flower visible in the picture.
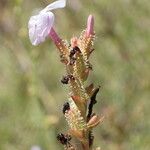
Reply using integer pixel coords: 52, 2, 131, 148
28, 0, 66, 46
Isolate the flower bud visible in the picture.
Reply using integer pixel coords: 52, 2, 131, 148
65, 99, 87, 131
86, 15, 94, 37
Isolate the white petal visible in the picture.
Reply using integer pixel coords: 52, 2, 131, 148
28, 12, 54, 45
42, 0, 66, 12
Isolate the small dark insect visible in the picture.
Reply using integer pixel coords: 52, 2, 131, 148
69, 46, 81, 65
57, 133, 72, 145
61, 76, 69, 84
73, 46, 81, 53
62, 102, 70, 114
69, 46, 81, 58
69, 49, 76, 58
61, 75, 75, 84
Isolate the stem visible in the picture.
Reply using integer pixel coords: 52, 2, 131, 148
81, 137, 90, 150
49, 27, 62, 45
82, 141, 90, 150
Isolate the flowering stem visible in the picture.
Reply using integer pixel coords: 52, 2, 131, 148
55, 15, 103, 150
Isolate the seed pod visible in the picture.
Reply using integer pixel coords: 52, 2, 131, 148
63, 102, 70, 114
61, 76, 69, 84
57, 133, 71, 145
65, 99, 87, 131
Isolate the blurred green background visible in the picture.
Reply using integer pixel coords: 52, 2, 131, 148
0, 0, 150, 150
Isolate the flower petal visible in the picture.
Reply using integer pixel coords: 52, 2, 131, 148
42, 0, 66, 12
28, 12, 54, 45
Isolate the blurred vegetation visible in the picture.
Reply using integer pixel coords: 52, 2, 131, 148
0, 0, 150, 150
